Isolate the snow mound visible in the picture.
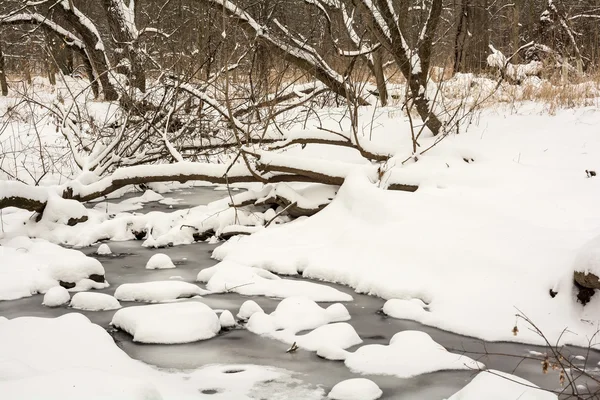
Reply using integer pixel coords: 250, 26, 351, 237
146, 253, 176, 270
70, 292, 121, 311
292, 322, 362, 351
97, 244, 112, 255
199, 262, 352, 302
114, 281, 208, 303
246, 297, 351, 338
382, 299, 428, 320
317, 345, 350, 361
0, 236, 107, 301
40, 192, 88, 225
447, 370, 557, 400
219, 310, 236, 328
42, 286, 70, 307
111, 302, 220, 344
573, 234, 600, 277
345, 330, 484, 378
237, 300, 264, 320
328, 378, 382, 400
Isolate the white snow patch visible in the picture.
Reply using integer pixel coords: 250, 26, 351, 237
345, 330, 483, 378
0, 312, 323, 399
382, 299, 428, 320
114, 281, 208, 303
219, 310, 236, 329
146, 253, 176, 270
447, 370, 557, 400
70, 292, 121, 311
42, 286, 71, 307
237, 300, 264, 320
96, 243, 112, 255
199, 262, 352, 302
111, 302, 220, 343
328, 378, 382, 400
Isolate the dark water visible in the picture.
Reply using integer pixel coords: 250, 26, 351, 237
1, 188, 598, 399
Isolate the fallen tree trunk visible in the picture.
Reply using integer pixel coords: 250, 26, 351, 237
1, 157, 418, 215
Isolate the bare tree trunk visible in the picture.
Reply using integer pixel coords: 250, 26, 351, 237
0, 40, 8, 96
371, 47, 388, 106
102, 0, 146, 92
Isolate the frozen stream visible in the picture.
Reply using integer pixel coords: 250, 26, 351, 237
1, 186, 598, 399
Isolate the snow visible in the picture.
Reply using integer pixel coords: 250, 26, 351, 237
0, 236, 107, 300
328, 378, 382, 400
198, 262, 352, 302
96, 243, 112, 255
40, 192, 88, 225
213, 107, 600, 347
292, 322, 362, 351
573, 234, 600, 276
245, 297, 352, 350
0, 313, 323, 399
114, 281, 208, 303
237, 300, 264, 320
382, 298, 429, 320
344, 331, 483, 378
111, 302, 220, 343
447, 370, 557, 400
219, 310, 236, 328
42, 286, 71, 307
70, 292, 121, 311
146, 253, 176, 270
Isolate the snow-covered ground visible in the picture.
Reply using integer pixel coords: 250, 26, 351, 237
3, 76, 600, 398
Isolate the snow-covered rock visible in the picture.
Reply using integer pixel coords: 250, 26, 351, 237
97, 244, 112, 255
199, 262, 352, 302
42, 286, 70, 307
40, 192, 88, 225
219, 310, 236, 329
146, 253, 176, 270
70, 292, 121, 311
328, 378, 382, 400
0, 237, 107, 301
114, 281, 208, 303
345, 330, 483, 378
573, 234, 600, 289
292, 322, 362, 352
382, 299, 428, 320
317, 345, 350, 361
245, 297, 353, 350
111, 302, 220, 344
237, 300, 264, 320
447, 370, 557, 400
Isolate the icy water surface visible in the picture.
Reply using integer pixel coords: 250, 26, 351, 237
1, 187, 598, 399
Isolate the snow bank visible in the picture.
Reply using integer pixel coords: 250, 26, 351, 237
0, 312, 323, 399
42, 286, 70, 307
41, 192, 88, 225
199, 262, 352, 302
0, 236, 107, 300
114, 281, 208, 302
214, 153, 600, 345
111, 302, 220, 343
328, 378, 382, 400
146, 253, 176, 270
345, 330, 483, 378
70, 292, 121, 311
447, 370, 557, 400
